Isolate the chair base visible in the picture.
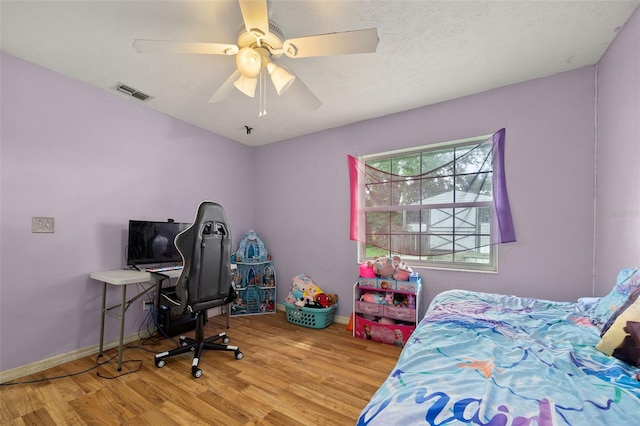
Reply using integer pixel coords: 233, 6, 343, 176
154, 313, 243, 378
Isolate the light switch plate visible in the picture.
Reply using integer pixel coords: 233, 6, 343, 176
32, 217, 55, 233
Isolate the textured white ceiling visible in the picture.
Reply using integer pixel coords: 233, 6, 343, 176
1, 0, 638, 146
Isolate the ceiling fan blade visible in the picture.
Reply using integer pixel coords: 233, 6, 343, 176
209, 70, 241, 103
238, 0, 269, 37
280, 67, 322, 111
282, 28, 378, 58
133, 40, 238, 55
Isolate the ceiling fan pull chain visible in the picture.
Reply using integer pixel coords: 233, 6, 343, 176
259, 69, 267, 117
263, 70, 267, 116
258, 70, 262, 117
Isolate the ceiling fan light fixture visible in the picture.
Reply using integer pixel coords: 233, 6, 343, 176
267, 62, 296, 95
234, 75, 258, 97
236, 47, 262, 78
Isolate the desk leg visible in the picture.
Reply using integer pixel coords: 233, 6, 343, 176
117, 285, 127, 371
98, 282, 107, 358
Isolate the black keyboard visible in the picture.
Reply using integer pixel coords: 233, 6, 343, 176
145, 265, 183, 273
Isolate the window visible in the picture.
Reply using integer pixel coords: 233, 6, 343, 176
349, 129, 515, 272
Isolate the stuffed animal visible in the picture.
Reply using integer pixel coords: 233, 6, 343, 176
359, 261, 376, 278
303, 282, 324, 305
373, 256, 396, 278
315, 293, 331, 308
286, 273, 336, 308
302, 300, 324, 309
292, 273, 311, 287
360, 291, 386, 304
286, 274, 311, 306
384, 292, 394, 305
291, 275, 307, 301
327, 293, 339, 306
315, 293, 338, 308
393, 260, 413, 281
285, 292, 297, 305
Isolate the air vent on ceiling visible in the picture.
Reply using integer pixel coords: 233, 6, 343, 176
113, 82, 152, 102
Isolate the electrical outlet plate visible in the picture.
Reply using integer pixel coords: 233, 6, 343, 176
32, 217, 55, 233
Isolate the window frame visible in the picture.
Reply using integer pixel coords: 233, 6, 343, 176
357, 133, 498, 273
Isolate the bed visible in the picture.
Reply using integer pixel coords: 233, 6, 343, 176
357, 268, 640, 425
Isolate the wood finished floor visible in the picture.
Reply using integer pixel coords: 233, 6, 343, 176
1, 311, 401, 425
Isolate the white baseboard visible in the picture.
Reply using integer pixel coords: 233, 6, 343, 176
0, 331, 146, 384
0, 306, 226, 384
1, 306, 349, 383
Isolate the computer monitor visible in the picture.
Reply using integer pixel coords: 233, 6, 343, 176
126, 220, 190, 267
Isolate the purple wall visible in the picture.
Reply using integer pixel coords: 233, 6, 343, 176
0, 54, 254, 371
254, 67, 598, 316
594, 7, 640, 294
1, 7, 638, 373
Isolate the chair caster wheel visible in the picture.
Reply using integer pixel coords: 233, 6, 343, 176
155, 358, 165, 368
223, 336, 230, 344
192, 367, 202, 378
235, 350, 244, 360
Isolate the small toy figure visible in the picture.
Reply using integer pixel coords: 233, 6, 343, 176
261, 293, 274, 312
407, 294, 415, 310
393, 329, 405, 347
363, 324, 372, 340
394, 294, 409, 307
232, 297, 247, 313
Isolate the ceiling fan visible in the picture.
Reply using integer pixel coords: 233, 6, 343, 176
133, 0, 378, 112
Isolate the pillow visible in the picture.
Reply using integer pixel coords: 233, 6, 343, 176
596, 295, 640, 367
589, 267, 640, 327
577, 297, 600, 313
600, 286, 640, 335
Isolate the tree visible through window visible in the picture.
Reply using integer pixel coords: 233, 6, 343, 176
349, 129, 515, 272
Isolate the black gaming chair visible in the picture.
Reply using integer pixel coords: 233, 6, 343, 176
154, 201, 243, 378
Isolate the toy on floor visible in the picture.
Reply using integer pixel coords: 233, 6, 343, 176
285, 274, 337, 308
302, 282, 323, 306
315, 293, 339, 308
285, 274, 308, 305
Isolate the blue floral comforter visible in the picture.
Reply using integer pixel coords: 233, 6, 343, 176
358, 290, 640, 425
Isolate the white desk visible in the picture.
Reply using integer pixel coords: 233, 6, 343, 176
89, 268, 182, 370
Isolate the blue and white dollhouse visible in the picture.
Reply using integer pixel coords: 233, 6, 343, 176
230, 230, 276, 316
